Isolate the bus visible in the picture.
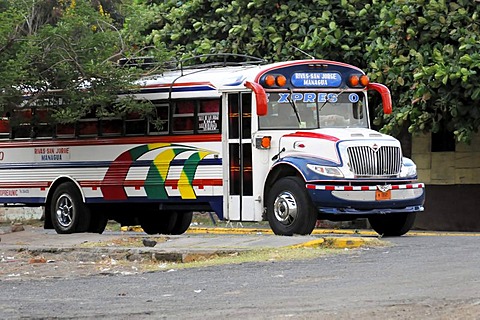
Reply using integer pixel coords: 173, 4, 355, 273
0, 54, 425, 236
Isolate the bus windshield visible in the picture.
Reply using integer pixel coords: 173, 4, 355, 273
259, 91, 368, 130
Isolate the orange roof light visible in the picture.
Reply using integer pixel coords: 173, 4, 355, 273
360, 75, 370, 86
276, 75, 287, 87
264, 75, 276, 87
349, 75, 359, 87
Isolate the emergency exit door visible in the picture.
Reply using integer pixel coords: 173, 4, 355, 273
223, 92, 254, 221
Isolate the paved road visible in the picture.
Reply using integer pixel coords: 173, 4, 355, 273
1, 233, 479, 319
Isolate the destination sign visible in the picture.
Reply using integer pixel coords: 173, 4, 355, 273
291, 72, 342, 88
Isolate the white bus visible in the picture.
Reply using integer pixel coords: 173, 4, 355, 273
0, 55, 424, 236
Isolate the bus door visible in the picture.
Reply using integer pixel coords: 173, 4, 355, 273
222, 92, 255, 221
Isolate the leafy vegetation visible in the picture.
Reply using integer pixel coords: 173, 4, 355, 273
138, 0, 480, 143
1, 0, 479, 142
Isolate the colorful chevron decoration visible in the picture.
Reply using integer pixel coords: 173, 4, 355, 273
101, 143, 218, 200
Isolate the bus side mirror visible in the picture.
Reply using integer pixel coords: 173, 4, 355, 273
244, 81, 268, 116
367, 83, 392, 114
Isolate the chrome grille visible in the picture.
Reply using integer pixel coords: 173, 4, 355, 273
347, 146, 402, 176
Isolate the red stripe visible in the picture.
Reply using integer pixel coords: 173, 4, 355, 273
283, 131, 339, 142
0, 134, 221, 149
0, 182, 50, 188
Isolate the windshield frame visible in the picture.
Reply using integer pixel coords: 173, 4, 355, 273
258, 90, 369, 130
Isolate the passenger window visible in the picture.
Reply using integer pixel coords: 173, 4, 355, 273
12, 108, 32, 139
173, 100, 195, 133
125, 111, 146, 136
198, 99, 220, 132
148, 104, 169, 135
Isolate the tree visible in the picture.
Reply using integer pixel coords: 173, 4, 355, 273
0, 0, 165, 127
136, 0, 480, 143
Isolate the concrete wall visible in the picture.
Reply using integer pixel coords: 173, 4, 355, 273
0, 207, 43, 223
412, 132, 480, 231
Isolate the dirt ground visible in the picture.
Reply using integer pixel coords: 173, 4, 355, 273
0, 248, 170, 281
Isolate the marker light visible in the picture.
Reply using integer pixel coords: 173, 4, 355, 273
276, 75, 287, 87
349, 75, 359, 87
360, 75, 370, 86
255, 136, 271, 149
265, 75, 276, 87
261, 136, 271, 149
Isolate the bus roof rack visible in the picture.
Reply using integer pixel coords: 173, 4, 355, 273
176, 53, 266, 71
118, 53, 267, 74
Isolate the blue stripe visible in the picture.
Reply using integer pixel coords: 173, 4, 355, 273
0, 158, 222, 170
140, 86, 216, 94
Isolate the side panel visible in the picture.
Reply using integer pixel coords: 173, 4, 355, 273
0, 136, 224, 216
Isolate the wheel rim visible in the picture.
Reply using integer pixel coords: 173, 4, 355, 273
273, 191, 298, 225
55, 194, 74, 228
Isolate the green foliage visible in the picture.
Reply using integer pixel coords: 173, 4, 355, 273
2, 0, 480, 143
137, 0, 480, 143
0, 0, 159, 124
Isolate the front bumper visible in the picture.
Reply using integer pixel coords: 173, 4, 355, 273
306, 183, 425, 215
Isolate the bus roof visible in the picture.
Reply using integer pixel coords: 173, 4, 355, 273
135, 59, 365, 99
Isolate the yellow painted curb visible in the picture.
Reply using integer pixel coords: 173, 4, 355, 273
187, 227, 274, 235
289, 237, 375, 249
289, 239, 326, 249
120, 225, 144, 232
323, 237, 369, 249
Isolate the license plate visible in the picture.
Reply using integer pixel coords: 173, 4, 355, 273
375, 188, 391, 201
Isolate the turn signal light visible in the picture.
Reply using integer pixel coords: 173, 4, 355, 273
255, 136, 271, 149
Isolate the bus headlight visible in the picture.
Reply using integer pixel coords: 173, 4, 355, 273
307, 164, 344, 178
399, 158, 417, 178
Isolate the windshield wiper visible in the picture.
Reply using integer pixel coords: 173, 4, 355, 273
287, 88, 302, 123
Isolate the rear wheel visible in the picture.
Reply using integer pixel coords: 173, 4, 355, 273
50, 182, 91, 234
170, 211, 193, 235
368, 212, 417, 237
140, 211, 178, 235
267, 176, 317, 236
88, 209, 108, 234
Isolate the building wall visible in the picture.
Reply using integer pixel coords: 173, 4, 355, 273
411, 132, 480, 231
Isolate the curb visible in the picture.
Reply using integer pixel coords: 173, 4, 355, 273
288, 236, 379, 249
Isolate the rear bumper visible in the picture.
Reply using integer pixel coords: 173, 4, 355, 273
306, 183, 425, 215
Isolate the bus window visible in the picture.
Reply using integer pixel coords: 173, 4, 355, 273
12, 108, 32, 139
56, 123, 75, 138
173, 100, 194, 133
125, 111, 146, 136
100, 117, 122, 136
34, 108, 54, 138
0, 113, 10, 139
148, 104, 169, 134
77, 109, 98, 137
198, 99, 220, 133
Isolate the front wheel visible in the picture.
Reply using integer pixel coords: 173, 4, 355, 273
267, 176, 317, 236
50, 182, 91, 234
368, 212, 417, 237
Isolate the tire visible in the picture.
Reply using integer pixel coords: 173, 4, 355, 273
50, 182, 91, 234
88, 210, 108, 234
266, 176, 317, 236
140, 211, 178, 235
368, 212, 417, 237
170, 211, 193, 235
